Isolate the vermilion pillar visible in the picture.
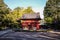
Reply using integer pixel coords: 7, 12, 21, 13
36, 21, 40, 30
36, 24, 40, 30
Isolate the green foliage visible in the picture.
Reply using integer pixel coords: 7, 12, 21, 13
44, 0, 60, 29
45, 17, 53, 23
44, 0, 60, 23
8, 7, 34, 23
0, 0, 11, 29
23, 7, 34, 13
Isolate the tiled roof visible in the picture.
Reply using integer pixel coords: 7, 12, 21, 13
21, 13, 41, 19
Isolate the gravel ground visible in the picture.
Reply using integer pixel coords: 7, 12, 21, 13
0, 31, 60, 40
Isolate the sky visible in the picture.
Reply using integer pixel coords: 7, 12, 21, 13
4, 0, 47, 19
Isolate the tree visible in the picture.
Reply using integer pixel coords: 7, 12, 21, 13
10, 7, 35, 23
0, 0, 9, 14
44, 0, 60, 29
0, 0, 11, 29
23, 7, 35, 13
